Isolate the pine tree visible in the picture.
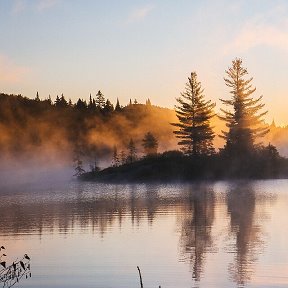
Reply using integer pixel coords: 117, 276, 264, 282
219, 58, 269, 155
47, 95, 52, 105
88, 93, 95, 110
172, 72, 215, 156
75, 98, 87, 110
35, 91, 40, 101
112, 146, 120, 167
103, 99, 114, 114
127, 139, 137, 163
95, 90, 105, 109
115, 98, 121, 112
146, 98, 151, 106
73, 154, 85, 177
54, 95, 60, 106
142, 132, 158, 156
120, 150, 126, 165
59, 94, 68, 108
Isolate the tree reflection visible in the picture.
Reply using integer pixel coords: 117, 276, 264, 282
178, 184, 215, 283
226, 182, 266, 287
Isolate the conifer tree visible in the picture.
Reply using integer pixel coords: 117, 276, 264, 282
48, 95, 52, 105
54, 95, 60, 106
59, 94, 68, 107
142, 132, 158, 156
146, 98, 151, 106
219, 58, 269, 155
172, 72, 215, 156
88, 94, 95, 110
95, 90, 105, 109
112, 146, 120, 167
115, 98, 121, 111
103, 99, 114, 114
35, 91, 40, 101
127, 139, 137, 163
120, 150, 126, 165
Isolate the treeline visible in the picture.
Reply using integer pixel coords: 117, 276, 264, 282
81, 58, 288, 181
0, 92, 176, 168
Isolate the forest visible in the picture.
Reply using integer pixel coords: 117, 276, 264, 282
1, 58, 288, 181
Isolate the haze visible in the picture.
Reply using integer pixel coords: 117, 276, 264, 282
1, 0, 288, 124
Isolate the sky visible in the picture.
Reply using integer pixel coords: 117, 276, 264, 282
1, 0, 288, 124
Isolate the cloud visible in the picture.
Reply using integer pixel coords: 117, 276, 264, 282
224, 22, 288, 54
224, 3, 288, 55
0, 54, 30, 84
36, 0, 59, 12
127, 4, 154, 24
11, 0, 26, 15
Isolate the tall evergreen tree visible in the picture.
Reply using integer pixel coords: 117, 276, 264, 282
95, 90, 105, 109
54, 95, 61, 106
146, 98, 151, 106
142, 132, 158, 156
112, 146, 120, 167
127, 139, 137, 163
172, 72, 215, 156
219, 58, 269, 155
103, 99, 114, 114
35, 91, 40, 101
115, 98, 121, 112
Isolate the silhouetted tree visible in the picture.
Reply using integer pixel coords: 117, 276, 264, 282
54, 95, 60, 106
127, 139, 137, 163
59, 94, 68, 108
172, 72, 215, 156
95, 90, 105, 109
146, 98, 151, 106
73, 149, 86, 177
219, 58, 269, 156
47, 95, 52, 105
115, 98, 121, 112
112, 146, 120, 167
88, 94, 96, 110
142, 132, 158, 156
35, 91, 40, 101
120, 150, 126, 165
75, 98, 87, 110
103, 99, 114, 114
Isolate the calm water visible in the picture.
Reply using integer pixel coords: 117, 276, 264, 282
0, 180, 287, 288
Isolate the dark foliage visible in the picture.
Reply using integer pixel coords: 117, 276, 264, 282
80, 145, 288, 182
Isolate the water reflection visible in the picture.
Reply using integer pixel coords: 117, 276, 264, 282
178, 184, 215, 283
226, 182, 273, 287
0, 182, 278, 287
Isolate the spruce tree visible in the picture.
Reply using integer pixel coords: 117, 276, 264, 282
127, 139, 137, 163
142, 132, 158, 156
103, 99, 114, 114
115, 98, 121, 112
95, 90, 105, 109
172, 72, 215, 156
219, 58, 269, 155
112, 146, 120, 167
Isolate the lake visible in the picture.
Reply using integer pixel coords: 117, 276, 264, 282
0, 180, 287, 288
